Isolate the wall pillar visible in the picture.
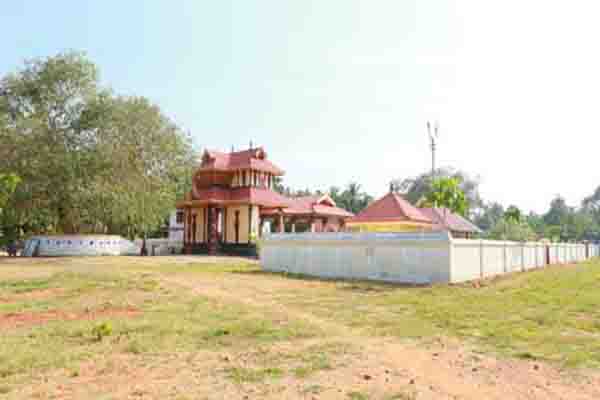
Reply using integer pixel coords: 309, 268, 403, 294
291, 219, 296, 233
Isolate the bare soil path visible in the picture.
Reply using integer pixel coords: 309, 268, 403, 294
161, 270, 600, 400
3, 256, 600, 399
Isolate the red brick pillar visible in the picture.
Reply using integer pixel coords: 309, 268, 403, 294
278, 212, 285, 233
207, 206, 218, 255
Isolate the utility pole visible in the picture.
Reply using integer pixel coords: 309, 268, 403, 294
427, 121, 439, 180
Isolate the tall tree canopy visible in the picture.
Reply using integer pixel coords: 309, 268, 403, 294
329, 183, 373, 214
392, 167, 482, 215
0, 174, 20, 213
504, 205, 522, 223
273, 179, 373, 215
0, 52, 195, 238
473, 202, 504, 232
422, 177, 468, 216
543, 195, 571, 226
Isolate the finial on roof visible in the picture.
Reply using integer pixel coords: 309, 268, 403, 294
231, 145, 234, 152
249, 140, 253, 149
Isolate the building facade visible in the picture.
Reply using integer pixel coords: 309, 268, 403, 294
175, 147, 354, 255
347, 191, 481, 238
168, 210, 185, 242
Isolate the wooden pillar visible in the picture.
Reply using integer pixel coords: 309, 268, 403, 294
223, 207, 228, 243
183, 208, 188, 246
248, 205, 253, 241
191, 214, 197, 244
183, 207, 190, 254
278, 211, 284, 233
234, 210, 240, 244
207, 206, 218, 255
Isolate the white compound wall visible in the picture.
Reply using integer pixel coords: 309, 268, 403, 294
261, 233, 600, 284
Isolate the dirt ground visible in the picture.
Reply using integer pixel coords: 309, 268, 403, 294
2, 255, 600, 399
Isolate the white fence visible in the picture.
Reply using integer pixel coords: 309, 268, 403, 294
261, 232, 600, 284
452, 240, 597, 282
133, 239, 183, 256
22, 235, 139, 257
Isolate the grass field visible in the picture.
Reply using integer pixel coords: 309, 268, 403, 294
1, 256, 600, 399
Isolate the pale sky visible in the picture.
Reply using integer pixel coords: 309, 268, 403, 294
2, 1, 600, 213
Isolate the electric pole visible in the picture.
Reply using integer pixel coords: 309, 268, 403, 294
427, 121, 439, 180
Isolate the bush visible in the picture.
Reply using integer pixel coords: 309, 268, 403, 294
91, 322, 113, 341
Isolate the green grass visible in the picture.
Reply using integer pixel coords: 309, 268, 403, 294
2, 255, 600, 398
242, 258, 600, 367
347, 391, 369, 400
0, 262, 319, 382
221, 341, 354, 385
225, 366, 284, 384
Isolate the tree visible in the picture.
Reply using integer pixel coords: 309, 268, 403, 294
392, 167, 482, 215
504, 205, 522, 223
0, 173, 20, 212
330, 183, 373, 214
488, 218, 536, 241
543, 195, 570, 226
0, 52, 195, 238
423, 177, 468, 216
583, 186, 600, 226
473, 202, 504, 231
525, 211, 546, 236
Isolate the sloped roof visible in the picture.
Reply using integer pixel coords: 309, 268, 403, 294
419, 207, 482, 233
200, 147, 284, 175
262, 195, 354, 218
349, 192, 431, 223
189, 186, 290, 207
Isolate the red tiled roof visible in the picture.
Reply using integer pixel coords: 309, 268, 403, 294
349, 192, 431, 223
261, 195, 354, 218
419, 208, 481, 233
200, 148, 284, 175
191, 186, 289, 207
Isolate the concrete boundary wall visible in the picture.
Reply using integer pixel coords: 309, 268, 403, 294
22, 235, 139, 257
262, 232, 452, 284
261, 232, 600, 284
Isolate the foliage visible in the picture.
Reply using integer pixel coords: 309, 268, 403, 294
487, 217, 536, 241
329, 183, 373, 214
504, 205, 522, 223
543, 195, 571, 226
422, 177, 468, 216
472, 202, 504, 232
392, 167, 482, 215
273, 180, 373, 215
0, 173, 20, 212
91, 322, 113, 342
0, 52, 195, 238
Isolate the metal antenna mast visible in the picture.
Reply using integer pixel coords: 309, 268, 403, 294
427, 121, 439, 180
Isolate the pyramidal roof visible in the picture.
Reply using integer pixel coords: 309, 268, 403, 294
349, 192, 431, 223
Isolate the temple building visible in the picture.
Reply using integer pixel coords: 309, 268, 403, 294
347, 192, 433, 232
347, 191, 481, 238
175, 146, 354, 255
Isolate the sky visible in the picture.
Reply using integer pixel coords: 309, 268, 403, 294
2, 1, 600, 214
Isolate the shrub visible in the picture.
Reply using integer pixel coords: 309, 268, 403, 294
91, 322, 113, 341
